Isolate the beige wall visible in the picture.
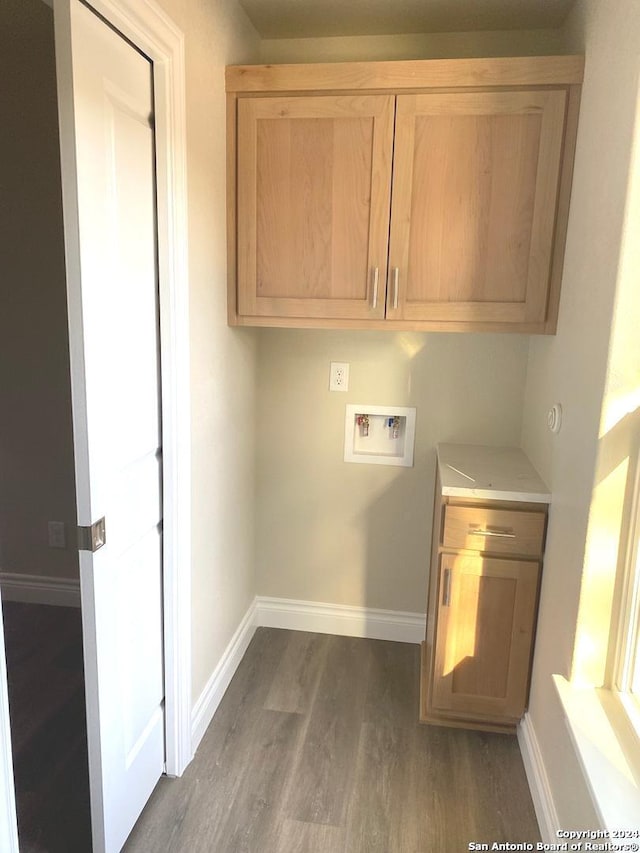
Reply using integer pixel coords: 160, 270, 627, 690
520, 0, 640, 828
0, 0, 78, 582
153, 0, 260, 702
252, 30, 546, 615
261, 28, 564, 63
256, 330, 529, 611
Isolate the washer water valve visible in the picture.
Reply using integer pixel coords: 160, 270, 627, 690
356, 414, 370, 436
388, 416, 401, 439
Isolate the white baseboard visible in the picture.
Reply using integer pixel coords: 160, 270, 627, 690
0, 572, 80, 608
518, 712, 559, 844
255, 596, 426, 644
191, 599, 258, 754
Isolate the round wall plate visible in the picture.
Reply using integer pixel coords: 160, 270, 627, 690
547, 403, 562, 434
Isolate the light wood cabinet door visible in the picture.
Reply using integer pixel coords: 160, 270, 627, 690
387, 91, 567, 325
431, 554, 540, 721
237, 95, 394, 320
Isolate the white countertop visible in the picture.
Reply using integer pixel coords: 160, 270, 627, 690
437, 443, 551, 504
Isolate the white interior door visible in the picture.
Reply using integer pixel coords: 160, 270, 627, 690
55, 2, 165, 851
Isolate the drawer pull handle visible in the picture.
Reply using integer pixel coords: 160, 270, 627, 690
371, 267, 379, 310
469, 526, 516, 539
442, 568, 451, 607
392, 267, 399, 309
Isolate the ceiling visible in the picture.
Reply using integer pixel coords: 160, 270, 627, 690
238, 0, 576, 40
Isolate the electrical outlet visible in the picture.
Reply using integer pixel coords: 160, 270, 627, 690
329, 362, 349, 392
48, 521, 66, 549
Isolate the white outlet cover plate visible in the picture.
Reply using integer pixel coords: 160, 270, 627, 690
329, 362, 349, 392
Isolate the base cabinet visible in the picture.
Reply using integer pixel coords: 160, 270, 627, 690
421, 478, 547, 733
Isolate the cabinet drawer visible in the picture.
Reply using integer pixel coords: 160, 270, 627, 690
442, 505, 546, 557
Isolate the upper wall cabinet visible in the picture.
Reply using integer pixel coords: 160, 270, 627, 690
226, 57, 584, 333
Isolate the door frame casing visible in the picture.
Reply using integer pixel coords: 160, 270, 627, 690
0, 601, 19, 853
53, 0, 192, 779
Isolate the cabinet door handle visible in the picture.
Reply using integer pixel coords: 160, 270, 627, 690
392, 267, 399, 309
371, 266, 379, 310
442, 568, 451, 607
469, 526, 516, 539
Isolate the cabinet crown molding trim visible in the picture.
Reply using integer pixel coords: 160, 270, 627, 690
226, 55, 585, 93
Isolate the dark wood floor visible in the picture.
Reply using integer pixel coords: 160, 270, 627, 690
2, 600, 91, 853
125, 628, 540, 853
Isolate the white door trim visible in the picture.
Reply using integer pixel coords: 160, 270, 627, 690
53, 0, 192, 778
0, 599, 19, 853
